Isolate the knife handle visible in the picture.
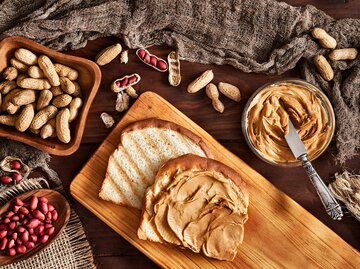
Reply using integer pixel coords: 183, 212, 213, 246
299, 155, 343, 220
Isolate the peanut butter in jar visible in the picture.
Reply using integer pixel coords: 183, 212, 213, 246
242, 80, 335, 166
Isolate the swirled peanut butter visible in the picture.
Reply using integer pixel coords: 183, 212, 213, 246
246, 83, 332, 163
153, 170, 248, 261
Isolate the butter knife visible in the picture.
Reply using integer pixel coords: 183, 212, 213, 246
284, 118, 343, 220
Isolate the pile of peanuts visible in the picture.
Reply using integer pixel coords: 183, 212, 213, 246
0, 48, 83, 143
0, 159, 24, 185
311, 27, 358, 81
0, 195, 58, 256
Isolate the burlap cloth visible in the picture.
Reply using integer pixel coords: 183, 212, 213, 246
0, 0, 358, 266
0, 139, 96, 269
0, 0, 358, 163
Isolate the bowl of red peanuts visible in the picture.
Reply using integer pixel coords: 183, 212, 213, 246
0, 189, 70, 265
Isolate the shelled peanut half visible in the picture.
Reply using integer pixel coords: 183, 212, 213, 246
0, 48, 83, 144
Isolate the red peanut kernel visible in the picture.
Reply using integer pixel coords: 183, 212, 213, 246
137, 49, 146, 59
10, 160, 21, 170
1, 176, 13, 184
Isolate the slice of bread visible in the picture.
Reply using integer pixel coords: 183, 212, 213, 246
99, 118, 212, 209
137, 154, 249, 261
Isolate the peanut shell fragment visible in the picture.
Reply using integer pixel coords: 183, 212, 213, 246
115, 92, 130, 112
100, 112, 115, 128
125, 86, 138, 98
168, 51, 181, 87
120, 50, 129, 64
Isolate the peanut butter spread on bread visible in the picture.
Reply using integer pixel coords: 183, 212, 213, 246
139, 156, 249, 261
154, 170, 247, 260
246, 83, 332, 163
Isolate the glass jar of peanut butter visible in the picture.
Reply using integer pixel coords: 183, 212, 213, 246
242, 79, 335, 167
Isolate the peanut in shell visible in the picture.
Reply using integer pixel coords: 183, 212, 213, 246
59, 77, 75, 94
54, 63, 79, 80
187, 70, 214, 93
31, 105, 58, 130
3, 67, 18, 81
56, 108, 71, 143
12, 90, 37, 106
0, 115, 17, 126
15, 48, 38, 65
218, 82, 241, 102
38, 55, 60, 86
10, 58, 28, 73
15, 104, 35, 132
52, 94, 72, 108
95, 43, 122, 66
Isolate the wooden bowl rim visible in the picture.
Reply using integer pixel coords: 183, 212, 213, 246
0, 36, 101, 156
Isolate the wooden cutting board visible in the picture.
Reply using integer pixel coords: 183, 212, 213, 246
70, 91, 359, 269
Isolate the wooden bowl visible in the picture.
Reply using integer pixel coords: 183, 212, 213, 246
0, 36, 101, 155
0, 189, 70, 266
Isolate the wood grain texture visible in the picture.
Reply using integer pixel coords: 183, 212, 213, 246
43, 1, 360, 268
70, 92, 359, 269
0, 189, 70, 266
0, 36, 101, 156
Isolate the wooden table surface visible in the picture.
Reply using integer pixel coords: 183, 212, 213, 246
49, 1, 360, 268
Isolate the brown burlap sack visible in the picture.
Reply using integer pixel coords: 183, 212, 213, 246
0, 0, 358, 163
0, 139, 96, 269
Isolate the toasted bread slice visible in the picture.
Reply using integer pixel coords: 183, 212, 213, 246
99, 118, 212, 209
137, 154, 249, 260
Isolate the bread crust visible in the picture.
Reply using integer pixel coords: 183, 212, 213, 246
99, 118, 213, 209
121, 118, 213, 159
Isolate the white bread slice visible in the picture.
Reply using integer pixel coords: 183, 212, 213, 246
99, 118, 212, 210
137, 154, 249, 260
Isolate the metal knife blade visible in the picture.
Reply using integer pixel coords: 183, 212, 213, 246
284, 116, 343, 220
285, 118, 307, 159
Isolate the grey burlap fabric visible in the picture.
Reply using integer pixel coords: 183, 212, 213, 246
0, 0, 358, 163
0, 139, 96, 269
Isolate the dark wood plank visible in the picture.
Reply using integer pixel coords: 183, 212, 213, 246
47, 1, 360, 268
